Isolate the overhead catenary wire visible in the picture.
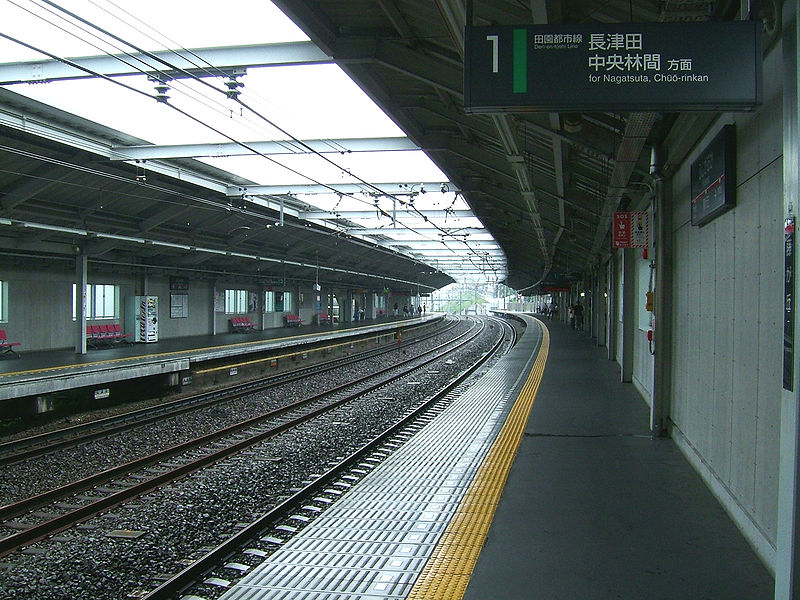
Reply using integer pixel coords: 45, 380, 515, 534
6, 0, 291, 148
1, 5, 431, 238
25, 0, 478, 244
1, 1, 501, 276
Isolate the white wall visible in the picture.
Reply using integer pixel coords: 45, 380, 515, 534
0, 262, 323, 350
668, 40, 783, 568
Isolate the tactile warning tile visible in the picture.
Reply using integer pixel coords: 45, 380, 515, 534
405, 321, 550, 600
219, 317, 549, 600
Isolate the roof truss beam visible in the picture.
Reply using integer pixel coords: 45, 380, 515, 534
0, 42, 330, 85
111, 137, 418, 161
302, 209, 473, 219
233, 182, 451, 197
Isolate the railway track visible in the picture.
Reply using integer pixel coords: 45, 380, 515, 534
0, 317, 488, 560
145, 316, 513, 599
0, 318, 455, 464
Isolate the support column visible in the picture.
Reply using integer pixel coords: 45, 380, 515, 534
75, 252, 87, 354
620, 249, 636, 382
651, 153, 673, 436
211, 282, 218, 336
596, 264, 607, 346
607, 254, 617, 360
776, 1, 800, 597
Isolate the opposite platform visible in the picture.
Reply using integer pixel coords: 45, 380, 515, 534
0, 315, 435, 402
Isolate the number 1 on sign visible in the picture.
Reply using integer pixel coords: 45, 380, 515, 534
486, 35, 499, 72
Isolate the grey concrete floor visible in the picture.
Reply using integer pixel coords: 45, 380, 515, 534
463, 320, 774, 600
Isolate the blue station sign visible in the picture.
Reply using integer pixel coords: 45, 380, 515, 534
464, 21, 762, 112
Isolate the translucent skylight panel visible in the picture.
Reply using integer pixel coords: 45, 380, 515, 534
200, 149, 445, 188
0, 0, 506, 282
0, 0, 306, 63
240, 65, 405, 140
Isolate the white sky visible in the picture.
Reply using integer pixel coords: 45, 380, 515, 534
0, 0, 505, 282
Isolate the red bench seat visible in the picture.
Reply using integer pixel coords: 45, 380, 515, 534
86, 323, 130, 347
231, 316, 256, 332
0, 329, 20, 357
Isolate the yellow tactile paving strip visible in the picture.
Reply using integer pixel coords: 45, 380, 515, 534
0, 321, 406, 380
405, 320, 550, 600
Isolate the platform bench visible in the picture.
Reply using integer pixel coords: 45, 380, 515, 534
0, 329, 20, 357
231, 316, 256, 332
284, 314, 302, 327
316, 313, 332, 325
87, 324, 131, 348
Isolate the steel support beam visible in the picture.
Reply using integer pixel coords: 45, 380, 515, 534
0, 42, 331, 85
110, 137, 418, 161
302, 209, 473, 219
235, 182, 451, 197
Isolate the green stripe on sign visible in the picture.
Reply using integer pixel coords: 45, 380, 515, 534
513, 28, 527, 93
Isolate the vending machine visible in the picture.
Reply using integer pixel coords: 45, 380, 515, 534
126, 295, 159, 342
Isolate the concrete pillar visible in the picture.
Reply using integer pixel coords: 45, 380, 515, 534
776, 1, 800, 597
651, 169, 673, 436
211, 282, 218, 336
74, 252, 87, 354
620, 249, 636, 382
607, 254, 617, 360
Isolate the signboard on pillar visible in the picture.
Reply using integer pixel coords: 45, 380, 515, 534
691, 125, 736, 227
613, 211, 649, 248
464, 21, 761, 112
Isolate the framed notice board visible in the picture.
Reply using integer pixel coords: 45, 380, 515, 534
170, 293, 188, 318
691, 125, 736, 227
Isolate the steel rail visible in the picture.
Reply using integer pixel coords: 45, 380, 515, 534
0, 318, 454, 464
0, 318, 482, 557
144, 317, 510, 599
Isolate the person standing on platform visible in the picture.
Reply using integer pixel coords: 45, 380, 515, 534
574, 300, 584, 330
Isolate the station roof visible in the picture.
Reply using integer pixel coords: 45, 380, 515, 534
0, 0, 491, 294
0, 0, 755, 293
269, 0, 754, 291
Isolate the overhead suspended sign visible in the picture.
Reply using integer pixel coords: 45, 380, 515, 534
464, 21, 762, 112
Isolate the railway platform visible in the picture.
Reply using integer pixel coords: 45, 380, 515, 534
212, 314, 773, 600
0, 315, 437, 403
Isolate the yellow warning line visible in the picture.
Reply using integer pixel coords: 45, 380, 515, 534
405, 320, 550, 600
0, 323, 405, 380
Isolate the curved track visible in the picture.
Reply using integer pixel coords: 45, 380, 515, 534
0, 317, 497, 562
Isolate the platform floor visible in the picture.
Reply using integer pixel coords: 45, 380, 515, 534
0, 315, 430, 401
461, 319, 774, 600
0, 316, 416, 376
215, 315, 774, 600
